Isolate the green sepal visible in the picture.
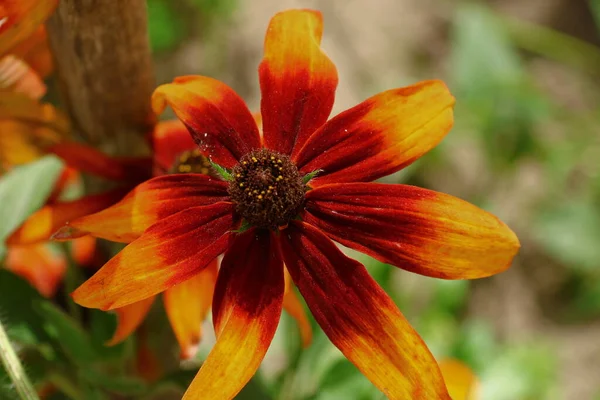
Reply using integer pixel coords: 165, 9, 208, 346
302, 169, 323, 185
209, 160, 233, 181
233, 220, 253, 233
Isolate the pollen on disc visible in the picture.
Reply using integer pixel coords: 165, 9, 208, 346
228, 149, 305, 229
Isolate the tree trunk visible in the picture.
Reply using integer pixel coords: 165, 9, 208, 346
46, 0, 155, 156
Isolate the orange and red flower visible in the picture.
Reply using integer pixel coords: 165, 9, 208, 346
56, 9, 519, 399
104, 120, 311, 359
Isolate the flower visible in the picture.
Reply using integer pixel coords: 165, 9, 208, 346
105, 120, 312, 359
0, 0, 100, 296
0, 0, 63, 171
0, 0, 57, 98
57, 9, 519, 399
5, 242, 66, 297
31, 119, 310, 359
439, 359, 479, 400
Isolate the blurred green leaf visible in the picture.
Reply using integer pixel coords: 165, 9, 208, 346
147, 0, 186, 53
0, 155, 63, 258
314, 360, 382, 400
451, 4, 522, 94
88, 309, 129, 361
534, 200, 600, 271
81, 384, 108, 400
36, 302, 98, 365
81, 369, 147, 396
480, 342, 558, 400
433, 280, 469, 313
150, 368, 198, 394
592, 0, 600, 32
189, 0, 237, 17
0, 367, 18, 400
450, 4, 550, 168
572, 280, 600, 317
0, 270, 54, 347
315, 360, 383, 400
284, 331, 345, 399
236, 378, 272, 400
45, 392, 72, 400
455, 321, 498, 371
419, 311, 459, 357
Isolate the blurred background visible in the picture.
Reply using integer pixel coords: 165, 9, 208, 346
2, 0, 600, 399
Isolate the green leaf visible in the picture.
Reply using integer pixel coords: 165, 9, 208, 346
233, 219, 253, 233
480, 342, 558, 400
209, 160, 233, 181
36, 302, 98, 365
81, 369, 147, 396
455, 321, 498, 371
302, 169, 323, 185
236, 378, 273, 400
592, 0, 600, 32
284, 331, 346, 399
0, 270, 54, 347
534, 200, 600, 271
451, 4, 522, 95
88, 309, 129, 361
149, 368, 199, 395
0, 155, 63, 258
147, 0, 186, 53
433, 280, 469, 313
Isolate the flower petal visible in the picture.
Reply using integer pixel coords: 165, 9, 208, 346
0, 0, 58, 55
0, 121, 45, 168
106, 296, 156, 346
259, 9, 337, 157
6, 243, 66, 297
46, 166, 80, 203
163, 258, 218, 360
135, 329, 162, 382
283, 267, 312, 347
183, 230, 284, 400
10, 26, 53, 79
439, 359, 479, 400
304, 183, 519, 279
152, 76, 260, 168
53, 174, 229, 243
47, 142, 151, 182
0, 55, 46, 99
0, 91, 69, 134
294, 80, 455, 184
279, 221, 450, 400
71, 202, 236, 310
70, 236, 97, 266
7, 188, 128, 245
151, 119, 196, 173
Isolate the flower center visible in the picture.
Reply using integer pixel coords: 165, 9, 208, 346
170, 149, 214, 175
228, 149, 305, 229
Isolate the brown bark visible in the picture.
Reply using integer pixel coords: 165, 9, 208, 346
46, 0, 155, 156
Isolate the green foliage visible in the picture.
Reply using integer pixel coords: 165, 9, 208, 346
146, 0, 237, 53
147, 0, 186, 53
0, 156, 63, 258
592, 0, 600, 31
451, 4, 550, 168
0, 269, 56, 348
36, 302, 98, 365
480, 342, 558, 400
534, 199, 600, 272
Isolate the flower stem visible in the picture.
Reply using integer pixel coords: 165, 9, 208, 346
0, 319, 39, 400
